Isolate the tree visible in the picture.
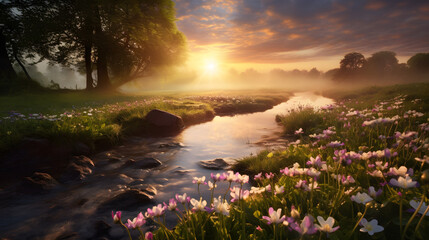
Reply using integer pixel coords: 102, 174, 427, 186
364, 51, 399, 75
13, 0, 186, 91
333, 52, 366, 81
407, 53, 429, 73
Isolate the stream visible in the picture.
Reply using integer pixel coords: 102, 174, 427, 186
0, 92, 333, 239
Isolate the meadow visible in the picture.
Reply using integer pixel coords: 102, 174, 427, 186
109, 83, 429, 240
0, 90, 289, 153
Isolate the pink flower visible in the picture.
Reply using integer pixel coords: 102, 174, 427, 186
291, 216, 317, 235
265, 172, 275, 179
211, 173, 226, 181
254, 172, 263, 181
256, 225, 263, 231
145, 231, 153, 240
146, 204, 166, 218
230, 186, 249, 202
262, 207, 286, 224
175, 193, 190, 204
126, 212, 145, 229
112, 211, 122, 224
164, 198, 178, 211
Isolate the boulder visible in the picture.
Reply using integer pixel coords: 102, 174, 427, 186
135, 157, 162, 169
19, 172, 58, 194
145, 109, 184, 134
199, 158, 234, 170
98, 188, 155, 211
60, 156, 94, 182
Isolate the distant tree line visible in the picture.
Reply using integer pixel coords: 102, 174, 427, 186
331, 51, 429, 82
0, 0, 186, 92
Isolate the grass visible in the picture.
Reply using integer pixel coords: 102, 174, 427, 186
0, 90, 290, 153
109, 83, 429, 240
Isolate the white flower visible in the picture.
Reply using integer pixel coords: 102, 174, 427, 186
208, 181, 217, 190
315, 216, 339, 233
213, 196, 230, 216
262, 207, 285, 225
192, 176, 206, 184
360, 218, 384, 235
351, 192, 373, 204
389, 175, 417, 189
274, 185, 284, 195
409, 200, 429, 216
190, 197, 207, 211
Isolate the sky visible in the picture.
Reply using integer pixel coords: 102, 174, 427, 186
173, 0, 429, 72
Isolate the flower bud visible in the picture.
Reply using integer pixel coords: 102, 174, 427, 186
421, 169, 429, 185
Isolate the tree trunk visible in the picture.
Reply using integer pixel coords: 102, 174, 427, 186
0, 27, 17, 82
13, 46, 32, 81
94, 5, 111, 90
82, 1, 94, 91
84, 42, 93, 90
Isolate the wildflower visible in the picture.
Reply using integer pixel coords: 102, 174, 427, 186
262, 207, 286, 224
145, 232, 153, 240
326, 141, 344, 148
164, 198, 178, 211
306, 168, 321, 179
213, 196, 230, 216
415, 156, 429, 165
386, 166, 409, 177
368, 186, 382, 198
224, 171, 239, 182
256, 226, 263, 231
126, 212, 145, 229
409, 200, 429, 216
190, 197, 207, 211
265, 172, 275, 179
236, 174, 249, 184
306, 155, 325, 168
389, 175, 417, 189
211, 172, 226, 181
274, 185, 284, 195
267, 152, 274, 158
192, 176, 207, 185
359, 218, 384, 235
112, 211, 122, 224
291, 216, 317, 235
315, 216, 339, 233
146, 204, 165, 218
230, 186, 249, 202
208, 181, 217, 190
290, 206, 300, 219
254, 172, 263, 181
351, 192, 373, 204
250, 186, 265, 195
295, 128, 304, 135
175, 193, 190, 204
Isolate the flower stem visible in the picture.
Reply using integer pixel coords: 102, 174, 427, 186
349, 204, 369, 238
119, 221, 133, 240
402, 195, 424, 240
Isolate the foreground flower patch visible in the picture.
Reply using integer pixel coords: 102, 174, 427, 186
111, 94, 428, 239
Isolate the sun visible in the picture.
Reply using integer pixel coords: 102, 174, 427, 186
204, 59, 218, 74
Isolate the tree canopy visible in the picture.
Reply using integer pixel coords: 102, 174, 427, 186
0, 0, 186, 91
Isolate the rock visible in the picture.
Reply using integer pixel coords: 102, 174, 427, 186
60, 156, 94, 182
98, 189, 155, 211
19, 172, 59, 194
158, 142, 184, 148
199, 158, 234, 170
71, 155, 94, 168
145, 109, 184, 134
121, 159, 136, 168
136, 157, 162, 169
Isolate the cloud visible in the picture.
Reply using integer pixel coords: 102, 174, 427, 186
173, 0, 429, 64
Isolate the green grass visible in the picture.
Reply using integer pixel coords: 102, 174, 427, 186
0, 90, 290, 153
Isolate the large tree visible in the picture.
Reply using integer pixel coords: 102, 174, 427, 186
12, 0, 186, 91
333, 52, 366, 81
364, 51, 399, 75
407, 53, 429, 74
